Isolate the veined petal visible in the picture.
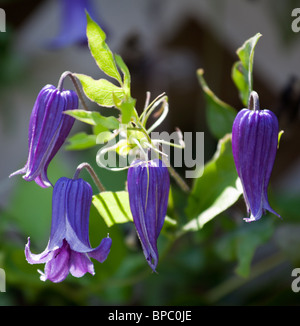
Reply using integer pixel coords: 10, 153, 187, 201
26, 176, 112, 282
88, 236, 112, 263
69, 251, 95, 278
42, 240, 71, 283
9, 85, 77, 188
48, 177, 112, 258
232, 105, 280, 222
127, 159, 170, 272
25, 237, 55, 265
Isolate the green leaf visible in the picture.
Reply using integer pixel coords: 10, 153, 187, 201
115, 54, 131, 96
232, 33, 262, 106
114, 139, 132, 156
92, 191, 177, 229
86, 13, 122, 84
197, 69, 237, 139
112, 91, 136, 124
215, 218, 274, 277
92, 191, 133, 227
66, 132, 97, 150
64, 109, 119, 129
183, 178, 242, 232
96, 131, 117, 144
119, 97, 136, 124
75, 73, 125, 107
183, 134, 242, 231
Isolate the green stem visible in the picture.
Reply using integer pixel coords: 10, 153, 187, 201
248, 91, 260, 111
162, 155, 190, 193
57, 71, 89, 111
73, 162, 106, 192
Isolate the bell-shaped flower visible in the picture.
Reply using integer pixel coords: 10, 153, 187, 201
10, 84, 78, 188
127, 159, 170, 272
48, 0, 106, 49
25, 177, 112, 283
232, 92, 281, 222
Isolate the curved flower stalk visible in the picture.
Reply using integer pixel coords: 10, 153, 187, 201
25, 177, 112, 283
232, 91, 281, 222
10, 84, 78, 188
127, 159, 170, 272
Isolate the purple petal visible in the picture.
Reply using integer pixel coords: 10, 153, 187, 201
127, 159, 170, 272
232, 108, 280, 222
69, 251, 94, 278
9, 85, 77, 188
48, 177, 112, 259
25, 237, 54, 265
47, 178, 68, 250
42, 240, 71, 283
88, 236, 112, 263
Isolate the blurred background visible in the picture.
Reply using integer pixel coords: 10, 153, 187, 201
1, 0, 300, 306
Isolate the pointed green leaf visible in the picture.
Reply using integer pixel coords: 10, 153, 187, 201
96, 131, 117, 144
182, 178, 242, 232
75, 73, 125, 107
92, 191, 133, 227
120, 97, 136, 124
66, 132, 97, 150
112, 91, 136, 124
115, 54, 131, 96
183, 134, 242, 231
64, 109, 119, 129
232, 33, 262, 106
197, 69, 236, 139
86, 13, 122, 83
92, 191, 177, 229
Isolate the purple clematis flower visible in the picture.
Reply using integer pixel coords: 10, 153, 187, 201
10, 84, 77, 188
25, 177, 112, 283
127, 159, 170, 272
48, 0, 105, 49
232, 91, 281, 222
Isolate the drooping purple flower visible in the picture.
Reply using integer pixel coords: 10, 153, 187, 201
232, 91, 281, 222
25, 177, 112, 283
10, 84, 78, 188
127, 159, 170, 272
48, 0, 106, 49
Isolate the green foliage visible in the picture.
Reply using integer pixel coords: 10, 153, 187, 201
92, 191, 133, 227
215, 217, 274, 277
66, 132, 97, 150
86, 13, 122, 84
64, 109, 119, 129
184, 134, 242, 231
197, 69, 237, 139
74, 74, 125, 108
2, 15, 294, 306
67, 13, 138, 153
72, 22, 275, 283
232, 33, 262, 106
198, 33, 262, 140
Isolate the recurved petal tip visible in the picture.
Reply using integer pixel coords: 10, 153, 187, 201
25, 237, 54, 265
88, 236, 112, 263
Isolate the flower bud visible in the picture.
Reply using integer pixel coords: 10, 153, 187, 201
127, 159, 170, 272
10, 85, 78, 188
232, 92, 280, 222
